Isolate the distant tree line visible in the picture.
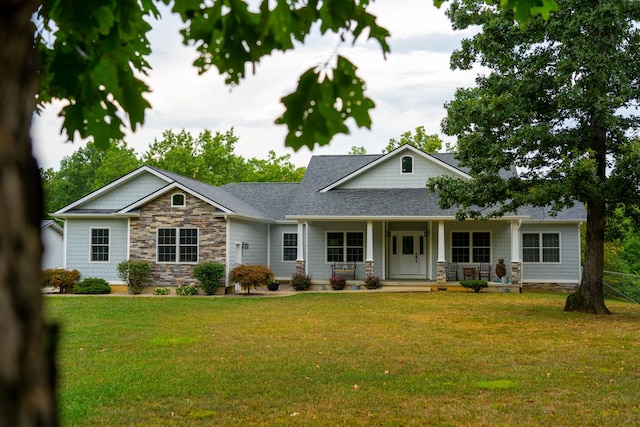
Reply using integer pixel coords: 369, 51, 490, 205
41, 128, 306, 216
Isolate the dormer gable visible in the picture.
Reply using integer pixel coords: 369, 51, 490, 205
319, 145, 471, 192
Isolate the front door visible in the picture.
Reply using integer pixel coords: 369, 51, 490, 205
389, 232, 427, 279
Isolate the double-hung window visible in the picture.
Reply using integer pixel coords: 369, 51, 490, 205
90, 228, 109, 262
283, 233, 297, 261
157, 228, 198, 263
327, 232, 364, 263
451, 231, 490, 263
523, 233, 560, 263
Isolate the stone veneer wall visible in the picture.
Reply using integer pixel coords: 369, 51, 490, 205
365, 260, 374, 277
510, 261, 521, 286
129, 192, 227, 286
437, 261, 446, 284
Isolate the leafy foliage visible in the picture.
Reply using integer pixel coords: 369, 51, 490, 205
42, 268, 80, 294
364, 275, 382, 289
229, 264, 274, 295
192, 262, 225, 295
291, 272, 312, 291
460, 280, 489, 293
384, 126, 443, 153
42, 141, 140, 215
36, 0, 158, 148
73, 277, 111, 294
154, 287, 170, 295
143, 129, 250, 185
117, 260, 151, 295
330, 275, 347, 290
431, 0, 640, 313
175, 284, 199, 296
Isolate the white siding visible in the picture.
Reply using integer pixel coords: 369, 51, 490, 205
41, 226, 64, 269
269, 224, 299, 279
520, 223, 581, 283
228, 219, 268, 267
65, 218, 129, 282
306, 221, 369, 281
338, 154, 463, 189
81, 173, 168, 210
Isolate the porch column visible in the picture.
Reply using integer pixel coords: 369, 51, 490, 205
365, 221, 374, 277
510, 220, 521, 286
296, 221, 305, 275
437, 221, 446, 284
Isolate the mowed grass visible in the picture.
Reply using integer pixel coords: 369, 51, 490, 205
45, 292, 640, 426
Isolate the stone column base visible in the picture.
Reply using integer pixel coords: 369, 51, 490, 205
365, 260, 374, 277
510, 261, 521, 286
437, 261, 447, 284
296, 260, 305, 275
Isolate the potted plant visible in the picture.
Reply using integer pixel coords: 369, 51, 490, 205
330, 275, 347, 290
267, 277, 279, 291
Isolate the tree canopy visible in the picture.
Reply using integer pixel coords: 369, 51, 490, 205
43, 128, 307, 215
428, 0, 640, 314
383, 125, 443, 153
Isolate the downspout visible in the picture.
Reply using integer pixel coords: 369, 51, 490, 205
267, 224, 271, 268
224, 214, 230, 291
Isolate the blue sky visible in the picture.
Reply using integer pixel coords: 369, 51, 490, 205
32, 0, 480, 171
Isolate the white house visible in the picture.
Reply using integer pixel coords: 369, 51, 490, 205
53, 145, 586, 292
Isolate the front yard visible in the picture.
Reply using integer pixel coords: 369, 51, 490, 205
45, 292, 640, 426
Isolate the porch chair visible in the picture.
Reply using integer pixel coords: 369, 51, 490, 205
478, 263, 491, 281
446, 263, 458, 281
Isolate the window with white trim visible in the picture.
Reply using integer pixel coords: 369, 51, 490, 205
157, 228, 198, 263
327, 232, 364, 263
523, 233, 560, 263
283, 233, 297, 261
401, 155, 413, 174
451, 231, 490, 263
90, 228, 109, 262
172, 193, 186, 207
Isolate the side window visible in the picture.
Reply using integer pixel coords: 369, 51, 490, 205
522, 233, 560, 263
401, 156, 413, 174
283, 233, 297, 261
90, 228, 110, 262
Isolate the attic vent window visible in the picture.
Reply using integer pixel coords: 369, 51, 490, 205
172, 193, 186, 207
401, 156, 413, 174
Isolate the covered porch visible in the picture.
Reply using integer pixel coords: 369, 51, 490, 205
291, 217, 525, 286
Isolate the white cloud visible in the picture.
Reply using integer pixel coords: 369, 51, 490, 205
32, 0, 479, 170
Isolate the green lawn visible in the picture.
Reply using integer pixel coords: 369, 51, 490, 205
45, 292, 640, 426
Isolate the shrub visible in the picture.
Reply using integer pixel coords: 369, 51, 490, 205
154, 287, 170, 295
176, 284, 198, 296
73, 277, 111, 294
230, 264, 273, 295
192, 262, 225, 295
364, 275, 382, 289
42, 268, 80, 294
117, 260, 151, 294
330, 275, 346, 290
291, 272, 312, 291
460, 280, 488, 293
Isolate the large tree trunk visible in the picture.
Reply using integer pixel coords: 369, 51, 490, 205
564, 199, 610, 314
0, 1, 59, 426
564, 125, 610, 315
